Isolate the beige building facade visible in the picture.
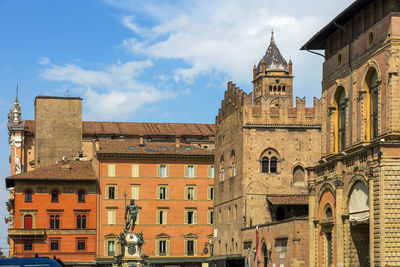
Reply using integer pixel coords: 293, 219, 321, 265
303, 0, 400, 266
211, 34, 321, 267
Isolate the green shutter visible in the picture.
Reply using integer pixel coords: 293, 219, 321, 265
194, 165, 197, 177
184, 165, 188, 177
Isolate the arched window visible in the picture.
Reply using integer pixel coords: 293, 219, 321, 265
55, 215, 60, 229
230, 151, 236, 177
293, 165, 305, 184
77, 215, 81, 229
51, 190, 59, 203
270, 157, 277, 173
325, 205, 333, 219
261, 157, 269, 173
260, 149, 279, 173
219, 156, 225, 182
24, 215, 32, 229
50, 215, 55, 229
335, 87, 346, 152
369, 70, 379, 139
25, 190, 32, 202
82, 215, 86, 229
78, 190, 86, 203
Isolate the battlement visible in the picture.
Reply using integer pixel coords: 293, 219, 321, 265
216, 81, 321, 126
216, 82, 252, 125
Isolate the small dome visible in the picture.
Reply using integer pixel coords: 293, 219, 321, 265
256, 32, 288, 74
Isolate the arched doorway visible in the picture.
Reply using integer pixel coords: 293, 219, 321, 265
262, 242, 268, 267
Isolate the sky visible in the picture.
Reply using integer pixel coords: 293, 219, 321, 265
0, 0, 353, 255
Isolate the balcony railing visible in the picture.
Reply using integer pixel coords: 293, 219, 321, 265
8, 229, 46, 240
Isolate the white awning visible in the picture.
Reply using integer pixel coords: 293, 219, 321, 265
349, 181, 369, 223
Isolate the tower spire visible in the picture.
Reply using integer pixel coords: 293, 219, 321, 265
16, 84, 19, 101
271, 29, 275, 44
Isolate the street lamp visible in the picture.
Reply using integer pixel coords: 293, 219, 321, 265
203, 241, 214, 256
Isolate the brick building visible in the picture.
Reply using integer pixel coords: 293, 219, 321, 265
6, 95, 216, 266
211, 33, 321, 267
302, 0, 400, 266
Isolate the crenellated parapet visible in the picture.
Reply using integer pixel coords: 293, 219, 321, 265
243, 96, 321, 126
216, 81, 252, 125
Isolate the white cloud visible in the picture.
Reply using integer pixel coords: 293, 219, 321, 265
38, 57, 51, 65
39, 60, 170, 119
110, 0, 353, 98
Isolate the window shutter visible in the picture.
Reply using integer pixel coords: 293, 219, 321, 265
194, 211, 197, 224
156, 240, 159, 256
107, 211, 112, 224
167, 240, 170, 256
184, 165, 188, 177
136, 213, 140, 224
208, 188, 211, 200
184, 187, 188, 200
166, 187, 169, 199
108, 164, 115, 177
194, 188, 197, 200
194, 166, 197, 177
184, 240, 187, 256
132, 186, 139, 200
156, 211, 160, 224
156, 165, 160, 177
115, 187, 119, 199
208, 166, 211, 178
104, 241, 107, 256
132, 164, 139, 177
164, 211, 167, 224
166, 165, 170, 177
105, 186, 109, 199
184, 211, 188, 224
157, 187, 160, 200
194, 240, 198, 255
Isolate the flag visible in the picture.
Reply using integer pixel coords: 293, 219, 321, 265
4, 217, 9, 224
255, 225, 259, 267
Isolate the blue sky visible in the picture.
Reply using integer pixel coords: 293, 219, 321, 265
0, 0, 353, 254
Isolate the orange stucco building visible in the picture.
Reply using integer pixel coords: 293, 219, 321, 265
6, 95, 215, 266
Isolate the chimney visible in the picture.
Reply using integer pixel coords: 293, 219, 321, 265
253, 65, 257, 80
139, 136, 144, 146
289, 59, 293, 75
176, 136, 181, 148
261, 59, 266, 75
61, 156, 71, 170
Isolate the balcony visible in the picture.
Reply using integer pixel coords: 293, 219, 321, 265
8, 229, 46, 240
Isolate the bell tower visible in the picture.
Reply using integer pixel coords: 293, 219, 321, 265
252, 31, 294, 107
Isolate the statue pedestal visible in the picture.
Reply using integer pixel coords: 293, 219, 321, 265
114, 233, 144, 267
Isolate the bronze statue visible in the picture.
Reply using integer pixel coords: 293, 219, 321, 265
117, 232, 127, 257
125, 199, 139, 233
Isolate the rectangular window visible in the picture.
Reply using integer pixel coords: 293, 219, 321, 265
107, 240, 115, 256
157, 210, 167, 225
24, 242, 33, 251
185, 210, 197, 225
50, 240, 59, 251
159, 240, 167, 256
107, 210, 116, 225
208, 211, 214, 224
187, 240, 194, 256
208, 166, 215, 178
25, 191, 32, 202
77, 239, 86, 251
108, 164, 116, 177
275, 238, 288, 252
186, 165, 196, 178
158, 186, 168, 200
131, 185, 140, 200
185, 187, 197, 200
131, 164, 139, 177
158, 165, 169, 177
106, 185, 117, 200
208, 187, 214, 200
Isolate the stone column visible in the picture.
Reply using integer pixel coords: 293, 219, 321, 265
334, 177, 344, 267
308, 179, 317, 267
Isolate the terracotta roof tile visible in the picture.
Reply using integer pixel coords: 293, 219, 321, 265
97, 140, 214, 157
24, 120, 216, 136
267, 194, 308, 205
6, 161, 97, 182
